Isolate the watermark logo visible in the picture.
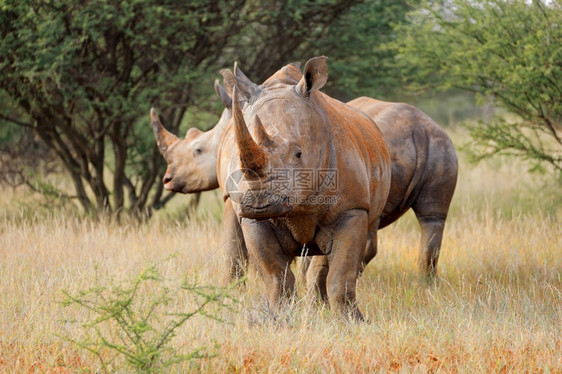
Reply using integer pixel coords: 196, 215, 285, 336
226, 168, 339, 206
271, 168, 338, 192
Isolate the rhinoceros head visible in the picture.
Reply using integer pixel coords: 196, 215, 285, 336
227, 56, 332, 218
151, 63, 262, 195
149, 81, 232, 193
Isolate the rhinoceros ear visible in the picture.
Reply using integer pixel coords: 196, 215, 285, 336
234, 62, 261, 101
185, 127, 201, 139
288, 61, 302, 70
296, 56, 328, 96
233, 61, 251, 84
220, 68, 237, 98
214, 79, 232, 108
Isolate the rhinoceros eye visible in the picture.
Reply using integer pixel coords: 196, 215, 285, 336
194, 148, 202, 155
295, 151, 302, 159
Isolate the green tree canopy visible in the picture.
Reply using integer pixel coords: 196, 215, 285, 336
312, 0, 416, 100
1, 0, 248, 214
0, 0, 414, 215
392, 0, 562, 173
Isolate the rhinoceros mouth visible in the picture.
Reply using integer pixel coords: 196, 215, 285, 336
246, 204, 271, 212
164, 179, 197, 194
164, 181, 174, 191
238, 201, 289, 219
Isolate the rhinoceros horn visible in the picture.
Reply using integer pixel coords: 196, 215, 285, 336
253, 114, 272, 146
232, 87, 268, 172
150, 108, 178, 155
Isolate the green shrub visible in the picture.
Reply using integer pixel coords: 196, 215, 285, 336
60, 259, 240, 373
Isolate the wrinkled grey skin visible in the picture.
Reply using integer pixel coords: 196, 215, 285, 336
218, 57, 391, 320
351, 97, 457, 273
305, 97, 458, 301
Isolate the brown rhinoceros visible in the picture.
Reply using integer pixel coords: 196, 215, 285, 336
215, 56, 391, 320
151, 62, 458, 293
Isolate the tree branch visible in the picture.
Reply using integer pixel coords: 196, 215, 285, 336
0, 114, 34, 128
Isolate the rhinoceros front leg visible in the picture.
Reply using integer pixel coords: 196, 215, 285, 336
222, 198, 248, 284
307, 221, 378, 304
240, 218, 296, 307
322, 209, 368, 321
416, 215, 445, 279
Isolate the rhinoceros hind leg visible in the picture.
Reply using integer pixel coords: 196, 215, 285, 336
415, 215, 445, 279
305, 256, 329, 304
361, 222, 379, 272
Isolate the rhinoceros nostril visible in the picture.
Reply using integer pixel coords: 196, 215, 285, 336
163, 174, 172, 184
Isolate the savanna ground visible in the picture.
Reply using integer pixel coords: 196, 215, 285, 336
1, 127, 561, 373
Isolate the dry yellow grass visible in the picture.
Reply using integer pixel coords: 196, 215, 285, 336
1, 128, 561, 372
